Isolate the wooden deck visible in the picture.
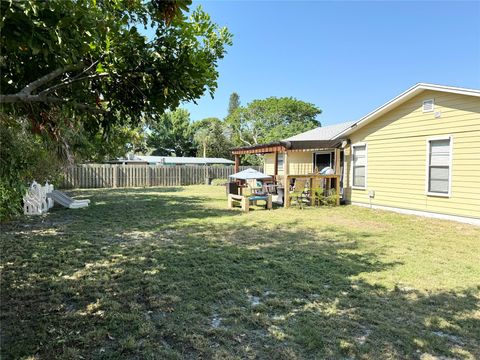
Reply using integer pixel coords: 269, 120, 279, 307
284, 174, 341, 207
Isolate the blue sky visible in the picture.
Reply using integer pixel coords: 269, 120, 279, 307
178, 1, 480, 125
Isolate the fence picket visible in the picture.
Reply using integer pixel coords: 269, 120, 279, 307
60, 164, 264, 189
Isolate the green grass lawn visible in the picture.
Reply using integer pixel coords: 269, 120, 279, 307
1, 185, 479, 359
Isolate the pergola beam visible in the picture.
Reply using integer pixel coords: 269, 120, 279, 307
231, 144, 286, 155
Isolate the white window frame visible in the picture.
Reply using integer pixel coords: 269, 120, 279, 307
351, 142, 367, 190
312, 151, 333, 171
425, 135, 452, 197
423, 98, 435, 113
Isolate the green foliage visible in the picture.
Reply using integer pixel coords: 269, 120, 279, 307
0, 109, 150, 219
226, 96, 321, 165
1, 0, 232, 135
0, 0, 232, 217
72, 124, 148, 162
228, 92, 241, 115
0, 115, 64, 220
317, 189, 339, 207
147, 109, 195, 156
240, 154, 264, 166
0, 179, 22, 221
226, 97, 321, 147
192, 117, 233, 159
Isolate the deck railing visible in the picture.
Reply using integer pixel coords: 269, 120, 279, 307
284, 174, 341, 207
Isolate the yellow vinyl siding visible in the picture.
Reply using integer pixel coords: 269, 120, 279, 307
288, 151, 314, 175
264, 153, 276, 175
344, 90, 480, 219
264, 151, 314, 176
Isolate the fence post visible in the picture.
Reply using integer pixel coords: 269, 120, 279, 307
113, 165, 117, 188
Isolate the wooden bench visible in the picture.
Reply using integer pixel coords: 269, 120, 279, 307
228, 194, 272, 213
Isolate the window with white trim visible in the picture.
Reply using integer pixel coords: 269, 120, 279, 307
427, 138, 451, 195
352, 144, 367, 188
277, 153, 284, 172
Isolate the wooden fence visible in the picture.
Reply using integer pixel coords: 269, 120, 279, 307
60, 164, 263, 189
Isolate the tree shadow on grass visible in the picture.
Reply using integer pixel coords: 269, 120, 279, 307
1, 189, 479, 359
11, 186, 237, 235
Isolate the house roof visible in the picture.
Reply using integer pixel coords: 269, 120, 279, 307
231, 122, 355, 154
283, 121, 356, 142
336, 83, 480, 138
232, 83, 480, 155
135, 156, 234, 165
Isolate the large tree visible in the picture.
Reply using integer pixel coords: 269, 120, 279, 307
0, 0, 232, 135
192, 117, 233, 159
0, 0, 232, 218
226, 97, 321, 147
147, 109, 195, 156
228, 92, 241, 115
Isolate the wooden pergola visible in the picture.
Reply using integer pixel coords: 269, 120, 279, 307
232, 142, 287, 175
231, 140, 343, 207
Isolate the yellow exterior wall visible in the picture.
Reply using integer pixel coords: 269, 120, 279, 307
344, 90, 480, 220
264, 153, 276, 175
289, 151, 314, 175
264, 151, 314, 176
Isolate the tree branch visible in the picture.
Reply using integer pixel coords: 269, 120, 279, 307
235, 127, 252, 146
72, 102, 107, 113
0, 93, 106, 113
38, 72, 110, 96
69, 60, 100, 81
18, 63, 85, 95
0, 93, 61, 104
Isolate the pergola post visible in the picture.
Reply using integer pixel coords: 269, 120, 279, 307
334, 148, 341, 205
274, 151, 278, 180
283, 151, 290, 207
234, 154, 240, 173
334, 148, 341, 175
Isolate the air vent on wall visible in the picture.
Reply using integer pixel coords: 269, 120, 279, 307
423, 99, 434, 112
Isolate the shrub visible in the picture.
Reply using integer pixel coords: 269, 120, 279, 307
320, 189, 339, 207
0, 115, 64, 220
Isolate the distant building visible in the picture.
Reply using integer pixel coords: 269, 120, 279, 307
107, 155, 234, 166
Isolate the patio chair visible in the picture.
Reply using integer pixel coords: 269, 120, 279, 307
263, 182, 277, 195
247, 179, 264, 194
289, 178, 309, 208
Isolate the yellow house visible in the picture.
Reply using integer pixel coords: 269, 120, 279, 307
340, 83, 480, 225
232, 83, 480, 225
